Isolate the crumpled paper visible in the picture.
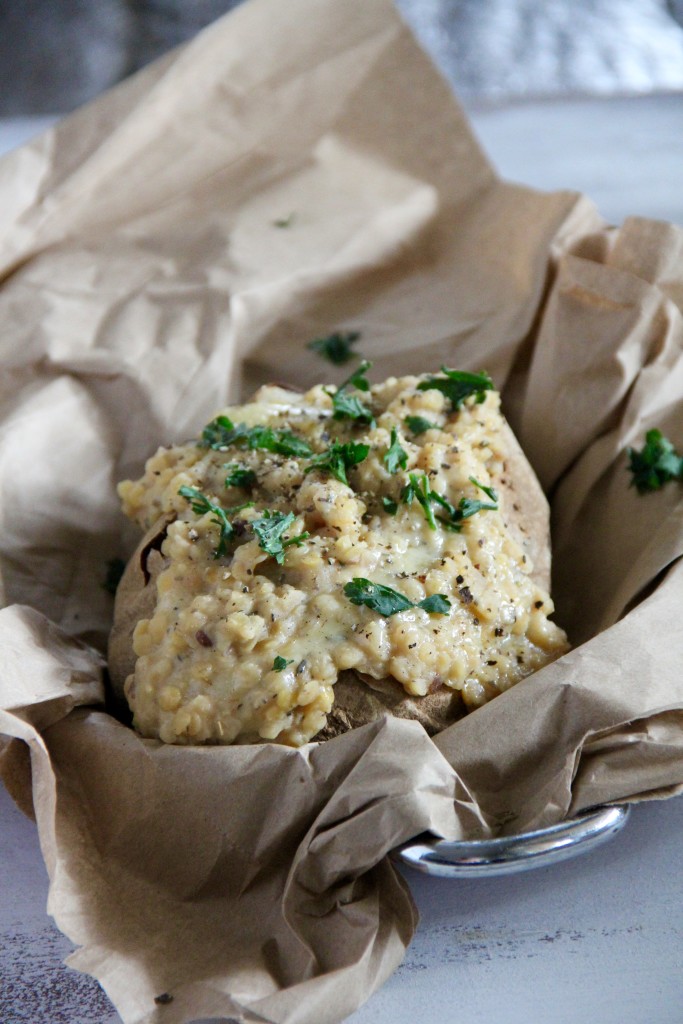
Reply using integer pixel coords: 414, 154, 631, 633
1, 0, 683, 1022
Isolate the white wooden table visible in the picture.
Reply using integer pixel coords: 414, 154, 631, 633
2, 94, 683, 1023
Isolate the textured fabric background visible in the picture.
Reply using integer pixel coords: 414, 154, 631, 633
2, 0, 683, 114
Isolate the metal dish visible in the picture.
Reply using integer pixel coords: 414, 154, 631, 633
392, 804, 630, 878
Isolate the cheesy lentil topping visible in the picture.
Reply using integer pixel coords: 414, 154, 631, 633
117, 370, 568, 746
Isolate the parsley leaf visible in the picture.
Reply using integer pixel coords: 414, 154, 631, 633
382, 496, 398, 515
343, 578, 416, 616
273, 212, 295, 228
273, 655, 294, 671
404, 415, 438, 436
179, 486, 253, 559
469, 476, 498, 503
432, 489, 497, 530
340, 360, 372, 393
384, 427, 408, 474
401, 472, 437, 529
418, 594, 451, 614
455, 497, 498, 521
245, 426, 312, 457
304, 440, 370, 485
307, 330, 361, 365
224, 463, 257, 489
417, 367, 494, 410
343, 578, 451, 617
402, 473, 498, 531
326, 359, 375, 425
201, 415, 237, 448
330, 391, 375, 423
251, 509, 309, 564
627, 429, 683, 493
102, 557, 126, 596
200, 417, 312, 458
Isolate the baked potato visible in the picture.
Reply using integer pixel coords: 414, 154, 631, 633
108, 368, 568, 744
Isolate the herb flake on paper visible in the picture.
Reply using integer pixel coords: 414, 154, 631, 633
307, 330, 361, 365
627, 429, 683, 493
273, 212, 295, 228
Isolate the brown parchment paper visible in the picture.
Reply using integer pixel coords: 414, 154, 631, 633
2, 1, 683, 1022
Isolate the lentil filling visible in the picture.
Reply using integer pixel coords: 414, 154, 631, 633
117, 372, 568, 746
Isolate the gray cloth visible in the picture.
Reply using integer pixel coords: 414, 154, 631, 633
0, 1, 242, 115
1, 0, 683, 114
399, 0, 683, 102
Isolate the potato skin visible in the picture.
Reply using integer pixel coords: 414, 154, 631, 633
108, 515, 173, 702
317, 672, 465, 738
107, 419, 552, 740
492, 421, 551, 593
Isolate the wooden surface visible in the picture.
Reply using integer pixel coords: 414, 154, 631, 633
3, 781, 682, 1024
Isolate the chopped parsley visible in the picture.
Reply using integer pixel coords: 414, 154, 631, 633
417, 367, 494, 410
102, 557, 126, 596
343, 578, 451, 617
307, 330, 361, 365
627, 429, 683, 493
382, 496, 398, 515
453, 497, 499, 523
470, 476, 498, 503
401, 472, 437, 529
224, 463, 257, 489
418, 594, 452, 615
331, 390, 375, 424
340, 360, 372, 393
402, 472, 498, 531
384, 427, 408, 474
326, 359, 375, 425
273, 655, 294, 671
246, 426, 312, 457
404, 415, 438, 436
178, 486, 253, 558
251, 509, 309, 564
180, 487, 309, 564
273, 212, 295, 228
201, 416, 312, 458
304, 440, 370, 486
201, 414, 238, 449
